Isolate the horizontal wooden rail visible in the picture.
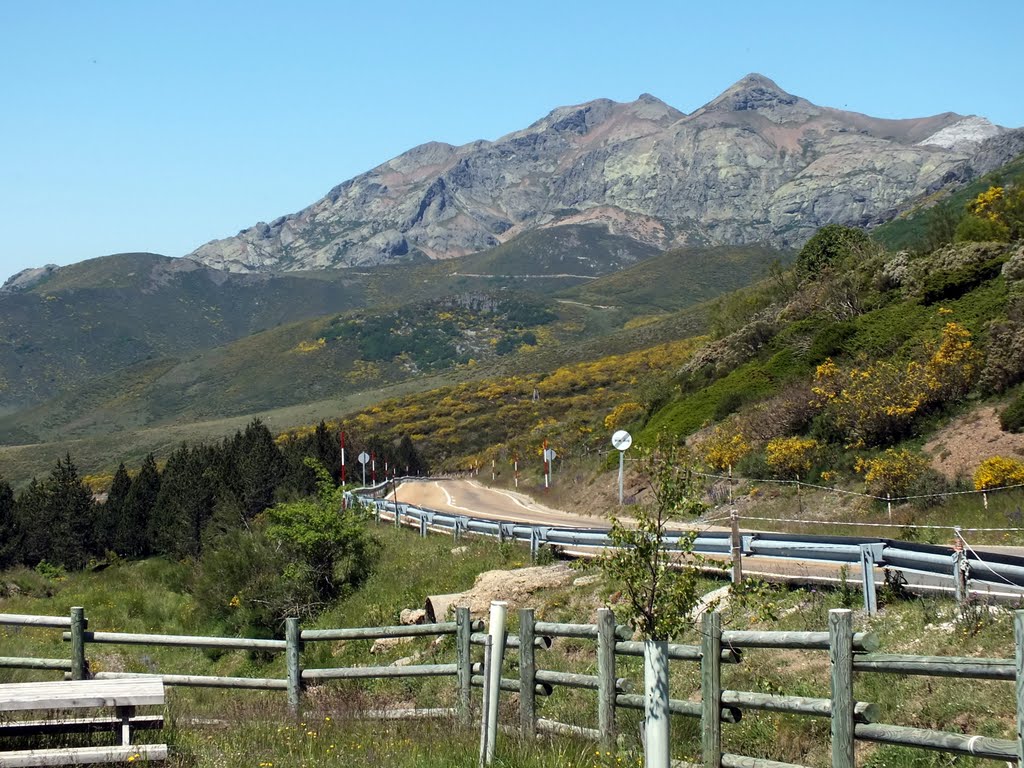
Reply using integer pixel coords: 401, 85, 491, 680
721, 629, 879, 652
852, 653, 1014, 680
0, 614, 71, 629
63, 631, 286, 651
536, 718, 601, 741
0, 657, 71, 671
301, 621, 478, 641
720, 690, 878, 723
533, 621, 632, 640
90, 671, 288, 690
615, 694, 741, 723
855, 723, 1018, 761
471, 675, 552, 696
302, 663, 458, 681
721, 753, 811, 768
534, 669, 631, 693
0, 744, 168, 767
471, 632, 551, 650
614, 641, 740, 663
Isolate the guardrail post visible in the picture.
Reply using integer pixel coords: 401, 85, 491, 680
286, 618, 302, 716
730, 511, 743, 584
1015, 610, 1024, 764
954, 529, 969, 606
597, 607, 617, 750
70, 607, 87, 680
829, 608, 854, 768
419, 513, 428, 538
860, 545, 877, 617
530, 527, 539, 562
457, 606, 472, 726
701, 611, 722, 768
394, 502, 401, 529
519, 608, 536, 739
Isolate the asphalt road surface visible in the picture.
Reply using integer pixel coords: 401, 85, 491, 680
393, 479, 1024, 600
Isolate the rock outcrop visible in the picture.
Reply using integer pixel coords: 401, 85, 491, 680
188, 74, 1013, 273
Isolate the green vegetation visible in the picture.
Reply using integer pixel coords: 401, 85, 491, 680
1002, 390, 1024, 433
2, 522, 1021, 767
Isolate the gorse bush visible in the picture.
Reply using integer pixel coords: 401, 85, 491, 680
973, 456, 1024, 491
810, 321, 979, 448
855, 449, 930, 498
764, 437, 820, 480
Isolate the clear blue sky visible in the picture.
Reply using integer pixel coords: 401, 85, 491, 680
2, 0, 1022, 280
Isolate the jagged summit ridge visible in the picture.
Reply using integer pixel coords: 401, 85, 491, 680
188, 75, 1009, 273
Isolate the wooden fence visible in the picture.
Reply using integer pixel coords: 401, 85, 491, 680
2, 607, 1023, 766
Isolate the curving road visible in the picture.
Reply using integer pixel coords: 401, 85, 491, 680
391, 479, 1024, 600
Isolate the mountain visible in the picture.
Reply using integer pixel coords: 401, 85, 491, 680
188, 74, 1008, 273
0, 253, 374, 412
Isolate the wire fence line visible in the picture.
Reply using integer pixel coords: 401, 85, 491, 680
688, 468, 1024, 503
729, 514, 1024, 534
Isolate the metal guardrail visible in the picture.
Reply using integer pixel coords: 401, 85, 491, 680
349, 478, 1024, 603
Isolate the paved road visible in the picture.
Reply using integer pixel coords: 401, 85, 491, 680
393, 479, 1024, 599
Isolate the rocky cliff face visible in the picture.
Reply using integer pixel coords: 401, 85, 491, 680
188, 74, 1009, 273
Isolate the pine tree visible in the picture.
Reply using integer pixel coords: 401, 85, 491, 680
44, 455, 95, 570
233, 419, 286, 520
100, 464, 132, 555
151, 445, 215, 559
119, 454, 160, 557
0, 478, 18, 569
14, 479, 49, 566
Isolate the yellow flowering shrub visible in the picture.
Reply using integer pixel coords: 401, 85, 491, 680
765, 437, 820, 480
973, 456, 1024, 491
604, 401, 645, 430
855, 449, 929, 497
811, 322, 979, 448
699, 425, 751, 471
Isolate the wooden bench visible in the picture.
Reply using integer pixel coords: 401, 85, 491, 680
0, 678, 167, 766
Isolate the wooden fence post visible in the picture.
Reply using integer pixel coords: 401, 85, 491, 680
701, 611, 722, 768
286, 618, 302, 716
597, 607, 617, 751
829, 608, 854, 768
519, 608, 537, 739
457, 606, 472, 726
70, 607, 87, 680
1015, 610, 1024, 765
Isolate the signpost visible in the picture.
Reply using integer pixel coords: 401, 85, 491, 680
358, 451, 370, 486
611, 430, 632, 505
542, 444, 556, 489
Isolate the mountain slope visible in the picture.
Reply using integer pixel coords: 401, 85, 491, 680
188, 74, 1007, 272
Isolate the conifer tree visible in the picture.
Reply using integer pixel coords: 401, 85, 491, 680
151, 445, 215, 559
119, 454, 160, 557
100, 463, 132, 554
0, 478, 18, 569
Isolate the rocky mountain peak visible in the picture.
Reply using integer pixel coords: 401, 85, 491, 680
695, 72, 817, 123
186, 75, 1007, 273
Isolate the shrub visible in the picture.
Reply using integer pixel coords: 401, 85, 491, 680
811, 322, 980, 448
973, 456, 1024, 490
797, 225, 872, 280
855, 449, 930, 498
698, 425, 751, 472
920, 255, 1007, 303
1001, 393, 1024, 433
765, 437, 820, 480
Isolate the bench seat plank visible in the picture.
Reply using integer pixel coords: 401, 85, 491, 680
0, 744, 168, 766
0, 681, 163, 712
0, 716, 164, 738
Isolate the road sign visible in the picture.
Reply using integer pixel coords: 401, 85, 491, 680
543, 448, 557, 462
611, 430, 632, 451
357, 451, 370, 465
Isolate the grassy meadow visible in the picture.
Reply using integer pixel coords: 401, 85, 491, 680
2, 520, 1022, 767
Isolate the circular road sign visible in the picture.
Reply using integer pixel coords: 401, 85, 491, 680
543, 448, 557, 462
357, 451, 371, 465
611, 430, 633, 452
